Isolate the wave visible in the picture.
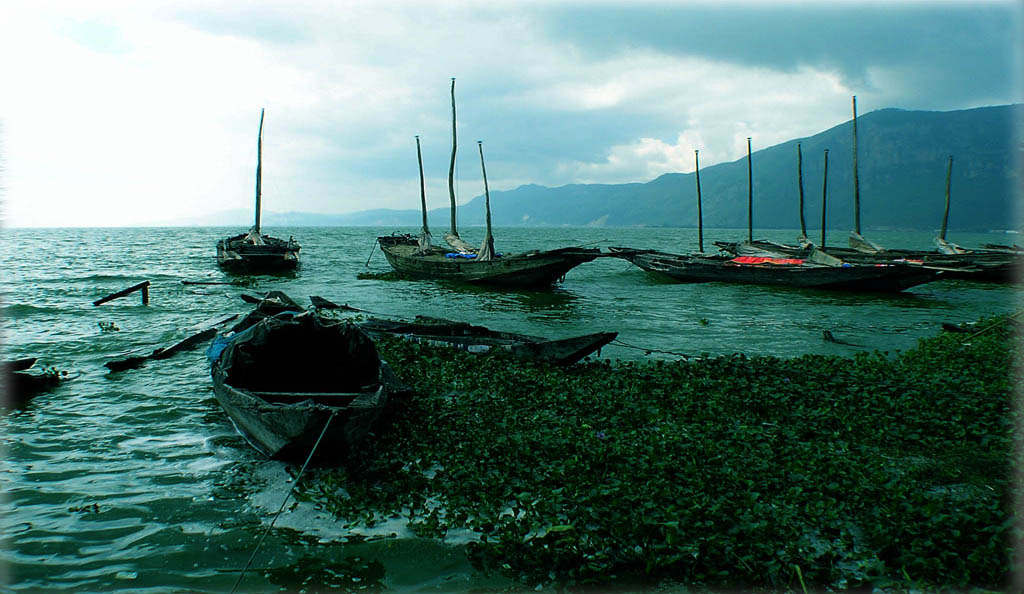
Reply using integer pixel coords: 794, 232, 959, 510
2, 303, 66, 318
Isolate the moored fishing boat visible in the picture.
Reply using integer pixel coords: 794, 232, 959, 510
375, 82, 601, 288
713, 239, 1020, 283
216, 109, 301, 273
376, 234, 603, 288
609, 247, 942, 292
207, 311, 403, 461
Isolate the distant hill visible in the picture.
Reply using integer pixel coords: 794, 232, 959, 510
452, 104, 1019, 232
162, 104, 1020, 231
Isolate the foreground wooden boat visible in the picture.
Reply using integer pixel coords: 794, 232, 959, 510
354, 313, 616, 366
609, 247, 942, 292
376, 234, 602, 288
208, 311, 403, 461
216, 109, 300, 273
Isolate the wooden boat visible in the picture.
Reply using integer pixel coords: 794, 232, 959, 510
353, 314, 617, 366
307, 295, 614, 365
608, 247, 942, 292
713, 119, 1020, 283
216, 109, 300, 273
376, 233, 602, 288
714, 239, 1019, 283
208, 311, 403, 461
375, 85, 599, 288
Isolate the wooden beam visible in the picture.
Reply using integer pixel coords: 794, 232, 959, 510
93, 281, 150, 306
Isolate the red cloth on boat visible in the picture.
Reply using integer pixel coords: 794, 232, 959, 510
729, 256, 805, 265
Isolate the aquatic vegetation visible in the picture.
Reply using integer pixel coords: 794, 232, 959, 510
302, 314, 1018, 591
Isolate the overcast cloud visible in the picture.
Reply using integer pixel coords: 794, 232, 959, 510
0, 0, 1019, 227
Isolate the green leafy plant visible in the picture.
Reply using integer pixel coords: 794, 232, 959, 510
300, 314, 1018, 591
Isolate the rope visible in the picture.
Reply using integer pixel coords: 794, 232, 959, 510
965, 309, 1024, 340
364, 239, 378, 267
229, 409, 338, 594
610, 339, 692, 360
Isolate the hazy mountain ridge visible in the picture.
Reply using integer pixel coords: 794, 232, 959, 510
158, 104, 1021, 231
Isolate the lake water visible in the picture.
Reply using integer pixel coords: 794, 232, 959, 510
0, 225, 1018, 592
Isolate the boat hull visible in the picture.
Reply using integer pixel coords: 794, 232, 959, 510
217, 233, 300, 273
357, 316, 616, 365
377, 235, 600, 288
209, 313, 397, 462
210, 374, 387, 460
610, 248, 941, 292
714, 240, 1020, 284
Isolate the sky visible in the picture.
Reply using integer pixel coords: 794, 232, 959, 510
0, 0, 1020, 228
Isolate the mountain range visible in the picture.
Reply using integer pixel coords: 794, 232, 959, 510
163, 104, 1021, 232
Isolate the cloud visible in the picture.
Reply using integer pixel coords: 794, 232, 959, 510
535, 2, 1021, 111
0, 1, 1019, 226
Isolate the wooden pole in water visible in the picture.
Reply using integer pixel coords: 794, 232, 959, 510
254, 108, 264, 234
93, 281, 151, 306
694, 149, 704, 253
416, 136, 429, 235
940, 155, 953, 240
821, 149, 829, 248
851, 96, 861, 235
448, 78, 459, 236
797, 143, 807, 238
478, 141, 495, 258
747, 137, 753, 243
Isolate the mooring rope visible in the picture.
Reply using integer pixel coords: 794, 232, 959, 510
364, 238, 378, 267
610, 338, 692, 360
229, 409, 339, 594
965, 308, 1024, 340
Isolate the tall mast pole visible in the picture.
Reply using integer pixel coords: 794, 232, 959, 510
821, 149, 829, 248
940, 155, 953, 240
477, 141, 495, 260
254, 108, 264, 233
417, 136, 429, 234
695, 150, 704, 253
797, 143, 807, 239
448, 78, 459, 236
747, 137, 753, 243
852, 96, 861, 235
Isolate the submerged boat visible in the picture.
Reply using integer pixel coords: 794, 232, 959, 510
375, 82, 600, 288
3, 358, 65, 408
207, 311, 403, 461
353, 313, 616, 366
216, 109, 300, 273
609, 247, 942, 292
307, 295, 615, 364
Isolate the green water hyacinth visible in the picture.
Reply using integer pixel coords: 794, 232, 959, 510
298, 314, 1019, 591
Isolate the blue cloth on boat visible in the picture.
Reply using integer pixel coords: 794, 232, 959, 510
206, 334, 235, 362
445, 252, 477, 259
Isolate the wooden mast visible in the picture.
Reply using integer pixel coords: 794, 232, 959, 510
940, 155, 953, 240
852, 96, 860, 235
477, 141, 495, 260
821, 149, 829, 248
695, 149, 704, 253
416, 135, 431, 251
797, 143, 807, 240
254, 108, 264, 234
448, 78, 459, 236
747, 137, 753, 243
